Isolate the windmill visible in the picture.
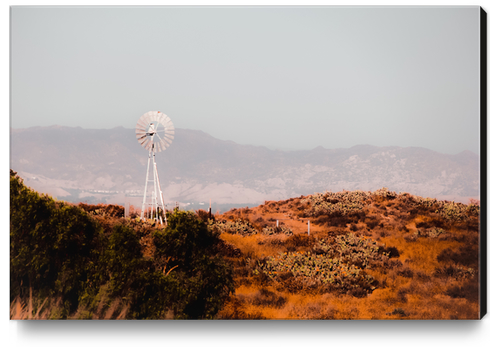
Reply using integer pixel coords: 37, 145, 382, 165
135, 111, 174, 225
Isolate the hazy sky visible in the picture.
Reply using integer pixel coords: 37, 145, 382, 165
11, 6, 481, 154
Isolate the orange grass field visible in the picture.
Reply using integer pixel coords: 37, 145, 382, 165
213, 189, 481, 320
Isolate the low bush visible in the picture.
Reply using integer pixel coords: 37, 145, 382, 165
365, 217, 381, 229
250, 288, 287, 308
284, 234, 315, 251
262, 226, 293, 236
208, 219, 259, 236
254, 251, 377, 296
445, 282, 479, 303
433, 265, 475, 280
437, 245, 479, 268
397, 266, 414, 278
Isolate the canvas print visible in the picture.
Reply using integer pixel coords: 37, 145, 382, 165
10, 6, 485, 320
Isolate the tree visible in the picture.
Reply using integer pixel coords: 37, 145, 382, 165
10, 170, 106, 315
11, 171, 234, 319
153, 210, 235, 319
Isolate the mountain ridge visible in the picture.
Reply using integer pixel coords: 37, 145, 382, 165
10, 125, 480, 207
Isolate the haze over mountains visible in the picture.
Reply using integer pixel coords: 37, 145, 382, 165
10, 126, 480, 209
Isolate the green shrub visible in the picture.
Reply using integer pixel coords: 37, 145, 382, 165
254, 251, 377, 296
255, 233, 387, 296
300, 191, 367, 217
10, 170, 106, 316
11, 172, 235, 319
208, 218, 259, 236
153, 210, 235, 319
262, 226, 293, 236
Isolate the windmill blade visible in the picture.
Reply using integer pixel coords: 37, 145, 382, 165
142, 118, 152, 128
142, 114, 151, 124
157, 113, 168, 122
162, 139, 171, 148
160, 140, 167, 150
140, 137, 151, 148
139, 137, 150, 146
136, 119, 148, 128
155, 133, 168, 148
162, 119, 172, 128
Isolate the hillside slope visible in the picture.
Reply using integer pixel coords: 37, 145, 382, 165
10, 173, 482, 319
211, 188, 481, 319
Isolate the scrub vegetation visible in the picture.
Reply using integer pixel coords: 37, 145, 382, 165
214, 188, 481, 320
10, 170, 233, 319
11, 171, 481, 319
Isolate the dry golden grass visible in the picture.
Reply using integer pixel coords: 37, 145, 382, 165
10, 290, 129, 320
216, 191, 481, 320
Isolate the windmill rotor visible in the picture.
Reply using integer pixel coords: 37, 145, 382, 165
135, 111, 174, 152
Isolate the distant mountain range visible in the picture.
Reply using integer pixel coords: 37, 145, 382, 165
10, 126, 480, 209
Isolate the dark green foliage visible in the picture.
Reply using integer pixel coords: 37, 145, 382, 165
124, 267, 179, 319
153, 210, 235, 319
154, 210, 220, 271
10, 172, 234, 319
10, 170, 106, 315
78, 203, 124, 218
106, 224, 145, 297
195, 209, 213, 223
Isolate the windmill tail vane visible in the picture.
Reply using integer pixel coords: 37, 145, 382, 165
135, 111, 174, 226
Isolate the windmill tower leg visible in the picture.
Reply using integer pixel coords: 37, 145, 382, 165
152, 152, 158, 223
141, 150, 152, 220
141, 147, 167, 226
153, 157, 167, 225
